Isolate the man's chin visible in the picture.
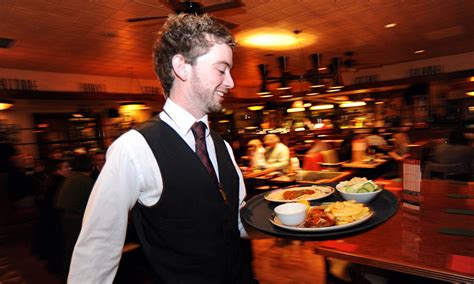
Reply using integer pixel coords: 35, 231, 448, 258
208, 102, 223, 113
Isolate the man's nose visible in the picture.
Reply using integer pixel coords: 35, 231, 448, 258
224, 71, 234, 89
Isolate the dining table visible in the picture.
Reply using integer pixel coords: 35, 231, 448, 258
242, 179, 474, 283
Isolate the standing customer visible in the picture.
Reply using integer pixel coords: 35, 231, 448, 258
68, 13, 255, 283
55, 154, 94, 280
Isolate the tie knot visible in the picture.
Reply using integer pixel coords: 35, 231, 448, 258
191, 121, 207, 140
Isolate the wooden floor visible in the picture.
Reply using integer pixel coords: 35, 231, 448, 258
252, 238, 327, 284
0, 207, 329, 283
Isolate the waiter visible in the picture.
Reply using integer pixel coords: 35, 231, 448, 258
68, 13, 255, 283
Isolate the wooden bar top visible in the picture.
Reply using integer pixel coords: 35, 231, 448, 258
314, 180, 474, 283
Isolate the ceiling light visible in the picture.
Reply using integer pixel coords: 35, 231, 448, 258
280, 94, 293, 98
466, 90, 474, 96
259, 93, 273, 98
287, 107, 305, 113
384, 23, 397, 28
340, 101, 367, 108
305, 92, 320, 96
291, 100, 304, 108
120, 101, 147, 113
238, 31, 315, 50
0, 99, 13, 110
326, 88, 341, 92
247, 105, 265, 111
257, 90, 271, 95
414, 49, 425, 54
310, 104, 334, 110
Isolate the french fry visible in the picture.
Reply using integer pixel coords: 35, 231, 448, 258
323, 201, 371, 225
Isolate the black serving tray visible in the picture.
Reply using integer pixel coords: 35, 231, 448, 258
242, 184, 399, 240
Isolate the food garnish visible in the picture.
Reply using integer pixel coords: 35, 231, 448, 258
336, 177, 379, 193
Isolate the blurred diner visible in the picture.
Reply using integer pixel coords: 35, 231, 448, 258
263, 134, 290, 171
423, 126, 473, 181
365, 128, 390, 153
246, 139, 266, 170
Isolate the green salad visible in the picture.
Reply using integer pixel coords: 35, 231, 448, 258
336, 177, 380, 193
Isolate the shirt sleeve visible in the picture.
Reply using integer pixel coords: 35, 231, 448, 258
68, 131, 144, 284
224, 140, 248, 238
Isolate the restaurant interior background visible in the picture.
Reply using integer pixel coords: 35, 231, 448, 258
0, 0, 473, 159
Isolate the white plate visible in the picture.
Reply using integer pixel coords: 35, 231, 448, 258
264, 185, 335, 203
269, 209, 373, 232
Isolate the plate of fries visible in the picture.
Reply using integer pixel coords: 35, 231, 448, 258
270, 200, 373, 232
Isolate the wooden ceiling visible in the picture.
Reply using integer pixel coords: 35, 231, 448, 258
0, 0, 473, 98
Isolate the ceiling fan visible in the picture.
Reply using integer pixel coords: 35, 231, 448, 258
126, 0, 243, 29
341, 51, 380, 71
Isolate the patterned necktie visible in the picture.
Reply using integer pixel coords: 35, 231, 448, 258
191, 121, 218, 181
191, 122, 228, 204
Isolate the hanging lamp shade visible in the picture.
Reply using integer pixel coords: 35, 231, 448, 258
257, 64, 272, 95
0, 99, 13, 110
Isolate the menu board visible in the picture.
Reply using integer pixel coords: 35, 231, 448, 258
402, 159, 422, 211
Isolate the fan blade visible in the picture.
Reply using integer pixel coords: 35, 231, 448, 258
127, 16, 167, 22
202, 1, 243, 13
213, 17, 238, 29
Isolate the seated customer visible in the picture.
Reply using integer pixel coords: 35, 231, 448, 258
263, 134, 290, 171
365, 128, 390, 152
429, 127, 473, 180
246, 139, 266, 170
388, 128, 411, 161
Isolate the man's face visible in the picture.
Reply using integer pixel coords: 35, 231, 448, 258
264, 139, 276, 149
94, 153, 105, 171
189, 43, 234, 114
57, 161, 71, 178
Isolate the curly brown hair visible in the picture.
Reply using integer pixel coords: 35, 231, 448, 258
153, 13, 236, 97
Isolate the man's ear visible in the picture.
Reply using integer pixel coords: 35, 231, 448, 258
172, 54, 188, 81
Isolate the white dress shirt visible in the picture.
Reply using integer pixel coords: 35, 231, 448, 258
264, 142, 290, 171
68, 98, 248, 284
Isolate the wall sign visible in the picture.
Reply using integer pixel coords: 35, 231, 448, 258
143, 86, 160, 95
0, 78, 38, 90
409, 65, 444, 77
79, 83, 107, 93
354, 74, 379, 84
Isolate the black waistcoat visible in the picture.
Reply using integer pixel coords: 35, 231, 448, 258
132, 118, 242, 284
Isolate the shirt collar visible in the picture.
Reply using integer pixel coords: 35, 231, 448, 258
163, 98, 210, 136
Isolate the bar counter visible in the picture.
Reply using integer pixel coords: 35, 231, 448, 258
243, 179, 474, 283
